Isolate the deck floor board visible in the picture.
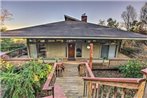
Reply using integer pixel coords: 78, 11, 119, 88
55, 63, 84, 98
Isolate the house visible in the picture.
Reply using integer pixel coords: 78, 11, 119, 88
1, 14, 147, 60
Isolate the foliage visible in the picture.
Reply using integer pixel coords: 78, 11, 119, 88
98, 19, 105, 26
119, 60, 143, 78
130, 20, 147, 34
121, 47, 141, 55
121, 5, 137, 30
0, 38, 25, 52
107, 18, 119, 28
0, 26, 7, 32
0, 59, 52, 98
0, 9, 13, 32
140, 2, 147, 24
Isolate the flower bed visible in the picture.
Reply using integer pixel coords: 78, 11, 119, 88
0, 59, 52, 98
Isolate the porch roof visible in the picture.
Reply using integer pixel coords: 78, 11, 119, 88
1, 20, 147, 40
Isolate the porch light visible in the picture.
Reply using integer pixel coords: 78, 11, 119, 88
87, 45, 90, 49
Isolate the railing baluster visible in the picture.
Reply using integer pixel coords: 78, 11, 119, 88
106, 86, 111, 98
83, 81, 87, 97
88, 81, 92, 98
95, 84, 100, 98
112, 87, 117, 98
100, 85, 104, 98
92, 83, 96, 98
121, 88, 126, 98
85, 81, 88, 96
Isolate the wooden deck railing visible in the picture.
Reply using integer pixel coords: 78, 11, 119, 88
42, 62, 64, 97
108, 58, 130, 66
78, 62, 95, 97
81, 61, 147, 98
0, 47, 27, 59
78, 62, 94, 77
42, 63, 57, 96
108, 58, 143, 66
2, 58, 63, 65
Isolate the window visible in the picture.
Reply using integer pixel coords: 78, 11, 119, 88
101, 45, 109, 59
76, 48, 82, 57
37, 43, 46, 58
76, 43, 82, 57
101, 44, 117, 59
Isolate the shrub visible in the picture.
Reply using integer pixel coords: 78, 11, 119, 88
0, 38, 25, 52
119, 60, 143, 78
0, 59, 52, 98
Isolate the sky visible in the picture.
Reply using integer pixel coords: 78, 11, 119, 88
1, 0, 147, 30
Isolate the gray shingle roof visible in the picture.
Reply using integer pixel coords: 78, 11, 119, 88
1, 21, 147, 40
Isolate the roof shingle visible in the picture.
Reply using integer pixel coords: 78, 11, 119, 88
1, 20, 147, 40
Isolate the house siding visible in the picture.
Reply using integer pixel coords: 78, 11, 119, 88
45, 42, 101, 59
82, 43, 101, 59
46, 42, 66, 58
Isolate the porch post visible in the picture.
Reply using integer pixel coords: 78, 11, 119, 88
141, 68, 147, 98
89, 43, 93, 69
26, 39, 31, 58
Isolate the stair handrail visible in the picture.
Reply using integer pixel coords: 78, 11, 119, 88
84, 62, 95, 78
42, 63, 57, 91
42, 62, 64, 97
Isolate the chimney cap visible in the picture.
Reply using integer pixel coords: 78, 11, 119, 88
82, 13, 86, 16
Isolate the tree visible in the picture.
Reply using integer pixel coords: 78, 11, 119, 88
98, 19, 105, 26
107, 18, 119, 28
130, 20, 147, 34
140, 2, 147, 24
140, 2, 147, 34
0, 9, 13, 32
121, 5, 137, 31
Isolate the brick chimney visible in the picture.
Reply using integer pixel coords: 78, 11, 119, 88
81, 13, 87, 22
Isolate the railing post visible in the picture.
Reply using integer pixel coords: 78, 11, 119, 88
87, 81, 92, 98
141, 68, 147, 98
89, 43, 93, 69
83, 80, 87, 97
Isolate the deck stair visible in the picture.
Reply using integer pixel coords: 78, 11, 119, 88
55, 63, 84, 98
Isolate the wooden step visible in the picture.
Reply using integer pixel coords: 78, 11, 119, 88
55, 64, 84, 98
42, 84, 67, 98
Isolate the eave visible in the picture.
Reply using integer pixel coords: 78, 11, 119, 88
1, 36, 147, 40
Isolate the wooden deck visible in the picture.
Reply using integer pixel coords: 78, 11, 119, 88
1, 58, 147, 98
56, 63, 84, 98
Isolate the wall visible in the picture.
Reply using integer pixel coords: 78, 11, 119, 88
82, 43, 101, 59
28, 44, 37, 58
27, 41, 119, 59
46, 42, 67, 58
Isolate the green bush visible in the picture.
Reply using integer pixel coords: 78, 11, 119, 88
0, 38, 25, 52
0, 59, 52, 98
119, 60, 143, 78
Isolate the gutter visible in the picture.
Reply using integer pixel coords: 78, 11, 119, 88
1, 36, 147, 40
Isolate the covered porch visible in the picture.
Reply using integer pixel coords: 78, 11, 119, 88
27, 38, 121, 60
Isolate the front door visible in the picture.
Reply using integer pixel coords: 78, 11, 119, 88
68, 43, 75, 60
